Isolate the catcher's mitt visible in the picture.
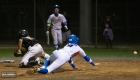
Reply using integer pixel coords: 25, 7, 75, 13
14, 50, 27, 57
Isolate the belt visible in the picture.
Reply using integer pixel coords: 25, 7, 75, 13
52, 28, 60, 30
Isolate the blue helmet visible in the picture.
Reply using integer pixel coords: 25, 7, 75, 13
53, 4, 60, 9
68, 34, 79, 45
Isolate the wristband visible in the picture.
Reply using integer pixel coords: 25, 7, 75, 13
47, 23, 51, 27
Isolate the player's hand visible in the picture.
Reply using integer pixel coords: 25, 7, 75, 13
46, 31, 49, 35
17, 50, 22, 54
94, 63, 100, 66
64, 26, 68, 30
14, 50, 27, 57
73, 66, 79, 70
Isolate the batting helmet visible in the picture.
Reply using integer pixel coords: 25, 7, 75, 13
18, 29, 29, 38
68, 34, 79, 45
53, 4, 60, 9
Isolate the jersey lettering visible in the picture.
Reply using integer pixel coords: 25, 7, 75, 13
53, 17, 61, 24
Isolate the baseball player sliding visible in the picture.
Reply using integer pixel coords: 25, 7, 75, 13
27, 34, 100, 74
16, 29, 50, 68
46, 4, 68, 50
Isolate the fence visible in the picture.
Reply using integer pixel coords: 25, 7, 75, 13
94, 4, 140, 46
0, 2, 140, 47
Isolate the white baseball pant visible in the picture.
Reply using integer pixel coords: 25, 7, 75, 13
20, 44, 50, 65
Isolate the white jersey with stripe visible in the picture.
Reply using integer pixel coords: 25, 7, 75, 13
47, 14, 67, 30
59, 44, 86, 58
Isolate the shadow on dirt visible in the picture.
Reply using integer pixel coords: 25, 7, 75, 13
51, 68, 82, 74
5, 64, 19, 67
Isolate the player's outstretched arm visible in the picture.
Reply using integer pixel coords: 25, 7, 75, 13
17, 39, 23, 53
68, 57, 78, 69
79, 48, 100, 66
83, 56, 100, 66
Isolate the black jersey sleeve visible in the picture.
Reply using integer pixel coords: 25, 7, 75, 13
21, 36, 38, 50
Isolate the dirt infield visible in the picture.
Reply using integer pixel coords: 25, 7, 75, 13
0, 56, 140, 80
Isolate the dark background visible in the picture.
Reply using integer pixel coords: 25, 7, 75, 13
0, 0, 140, 47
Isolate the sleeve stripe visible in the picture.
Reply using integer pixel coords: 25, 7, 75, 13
71, 51, 80, 57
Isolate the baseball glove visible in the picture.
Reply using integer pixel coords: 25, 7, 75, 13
14, 50, 27, 57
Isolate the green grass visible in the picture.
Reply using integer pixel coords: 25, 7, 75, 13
0, 48, 53, 58
0, 47, 139, 58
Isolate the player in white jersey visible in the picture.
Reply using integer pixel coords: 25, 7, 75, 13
17, 30, 50, 68
46, 4, 68, 50
28, 34, 100, 74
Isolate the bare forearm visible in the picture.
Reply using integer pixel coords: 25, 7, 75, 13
18, 39, 22, 51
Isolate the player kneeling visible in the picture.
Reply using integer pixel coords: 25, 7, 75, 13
15, 29, 50, 68
27, 34, 100, 73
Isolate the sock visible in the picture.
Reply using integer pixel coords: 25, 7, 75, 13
43, 59, 50, 67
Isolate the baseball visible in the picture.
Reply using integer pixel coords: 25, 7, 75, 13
133, 51, 137, 54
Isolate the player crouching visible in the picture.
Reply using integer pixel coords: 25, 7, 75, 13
14, 29, 50, 68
